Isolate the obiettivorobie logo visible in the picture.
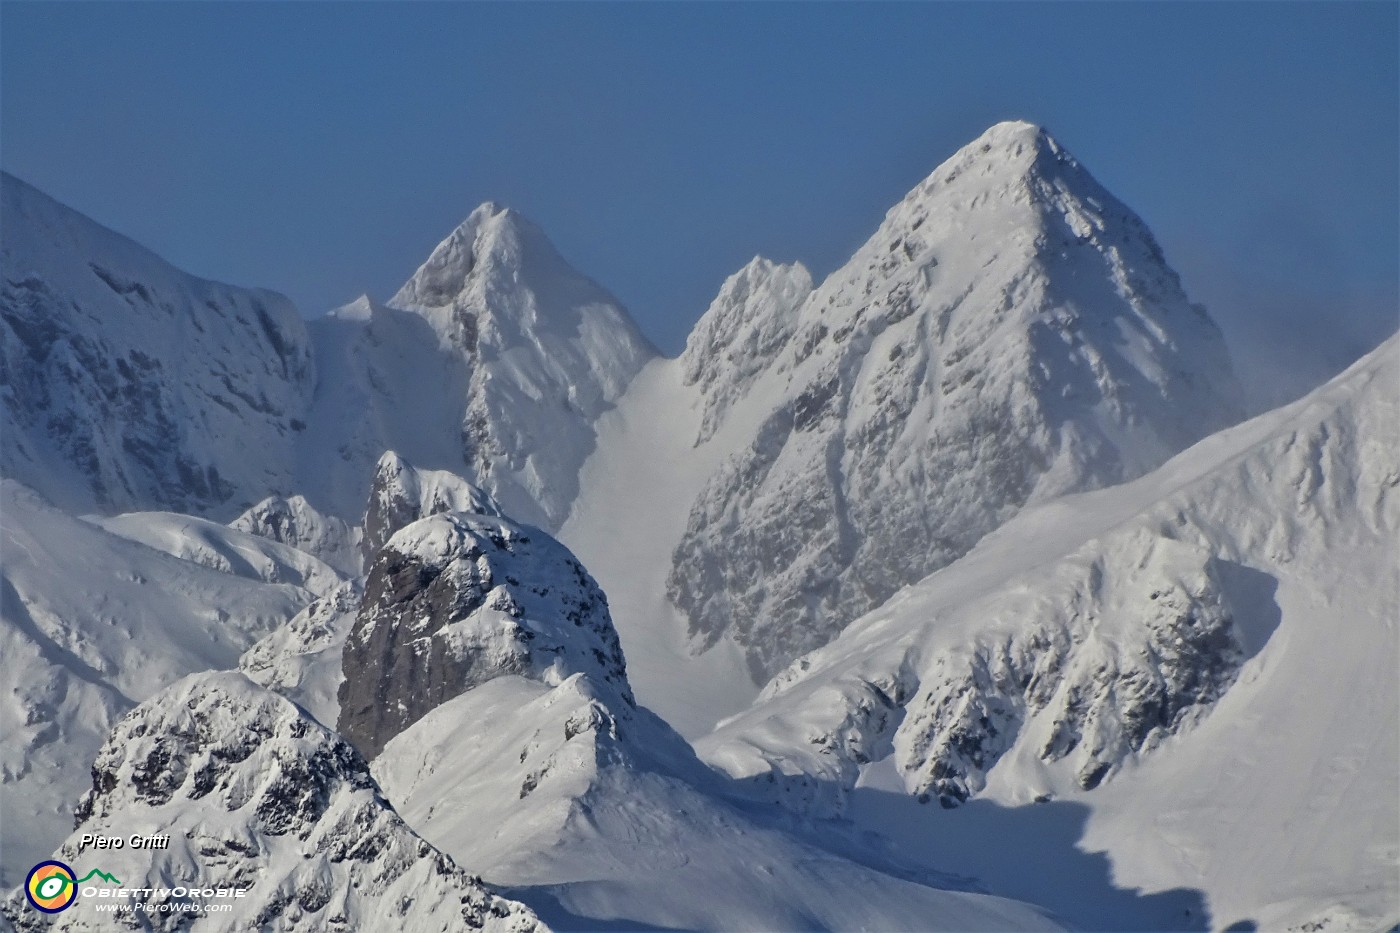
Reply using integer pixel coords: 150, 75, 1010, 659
24, 861, 121, 913
23, 858, 248, 917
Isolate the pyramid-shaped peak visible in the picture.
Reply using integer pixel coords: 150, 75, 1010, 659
389, 200, 564, 310
884, 120, 1110, 231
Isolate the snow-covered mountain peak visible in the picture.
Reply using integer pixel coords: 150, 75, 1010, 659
667, 120, 1244, 680
360, 450, 503, 560
293, 201, 659, 530
682, 255, 814, 375
389, 200, 605, 324
327, 293, 377, 321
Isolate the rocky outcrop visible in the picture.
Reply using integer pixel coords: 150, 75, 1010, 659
360, 451, 502, 561
338, 511, 631, 759
0, 671, 545, 932
899, 535, 1245, 805
232, 494, 362, 578
679, 257, 813, 444
702, 334, 1397, 816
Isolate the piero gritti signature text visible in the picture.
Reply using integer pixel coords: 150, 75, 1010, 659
77, 832, 171, 851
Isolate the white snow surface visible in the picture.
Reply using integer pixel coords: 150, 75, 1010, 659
559, 358, 762, 738
700, 333, 1400, 931
0, 481, 312, 887
0, 671, 545, 932
90, 509, 346, 599
374, 673, 1062, 933
239, 580, 361, 729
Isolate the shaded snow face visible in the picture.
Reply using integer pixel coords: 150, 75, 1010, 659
0, 671, 545, 933
0, 172, 315, 519
667, 121, 1244, 682
338, 511, 632, 759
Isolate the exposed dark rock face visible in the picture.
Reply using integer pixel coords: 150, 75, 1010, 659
338, 511, 631, 759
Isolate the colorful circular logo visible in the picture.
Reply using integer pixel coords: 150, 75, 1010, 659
25, 860, 77, 913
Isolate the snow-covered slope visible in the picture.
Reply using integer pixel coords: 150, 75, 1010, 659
89, 510, 346, 599
559, 359, 763, 738
0, 671, 545, 932
0, 481, 312, 887
0, 172, 315, 518
298, 204, 656, 527
375, 673, 1062, 933
239, 580, 360, 728
700, 333, 1399, 930
231, 493, 362, 578
665, 121, 1244, 681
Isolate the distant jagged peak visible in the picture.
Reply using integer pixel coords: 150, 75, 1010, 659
716, 255, 814, 316
388, 199, 625, 322
667, 119, 1246, 681
680, 254, 816, 443
682, 254, 813, 374
361, 450, 503, 560
326, 292, 379, 321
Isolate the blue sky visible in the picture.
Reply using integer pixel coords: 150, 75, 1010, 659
3, 2, 1396, 403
